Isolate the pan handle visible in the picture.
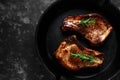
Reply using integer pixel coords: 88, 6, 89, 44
91, 0, 110, 6
57, 0, 110, 6
92, 0, 120, 7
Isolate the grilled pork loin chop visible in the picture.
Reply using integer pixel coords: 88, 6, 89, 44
62, 13, 112, 45
54, 35, 104, 71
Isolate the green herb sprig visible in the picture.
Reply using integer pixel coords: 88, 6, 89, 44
71, 52, 95, 64
80, 18, 96, 27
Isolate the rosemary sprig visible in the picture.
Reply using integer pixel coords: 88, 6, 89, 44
71, 52, 95, 64
80, 18, 96, 27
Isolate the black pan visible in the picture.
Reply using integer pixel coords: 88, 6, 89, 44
36, 0, 120, 80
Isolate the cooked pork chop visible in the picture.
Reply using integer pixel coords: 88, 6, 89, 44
62, 13, 112, 45
54, 35, 104, 71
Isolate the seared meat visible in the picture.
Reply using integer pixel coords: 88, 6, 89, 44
62, 13, 112, 45
54, 35, 104, 71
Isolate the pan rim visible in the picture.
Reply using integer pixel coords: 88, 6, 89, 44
36, 0, 120, 80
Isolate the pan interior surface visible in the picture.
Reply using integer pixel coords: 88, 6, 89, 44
37, 0, 120, 80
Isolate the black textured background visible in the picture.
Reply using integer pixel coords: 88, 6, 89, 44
0, 0, 120, 80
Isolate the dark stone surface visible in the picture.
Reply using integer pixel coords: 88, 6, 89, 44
0, 0, 120, 80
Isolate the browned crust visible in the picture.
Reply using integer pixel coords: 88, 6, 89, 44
61, 13, 113, 45
54, 35, 104, 71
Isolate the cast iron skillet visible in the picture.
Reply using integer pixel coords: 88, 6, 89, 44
36, 0, 120, 80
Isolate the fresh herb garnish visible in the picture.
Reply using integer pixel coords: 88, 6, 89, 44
80, 18, 96, 27
71, 52, 95, 64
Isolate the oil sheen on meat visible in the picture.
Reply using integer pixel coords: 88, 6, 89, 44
62, 13, 112, 45
54, 35, 104, 71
